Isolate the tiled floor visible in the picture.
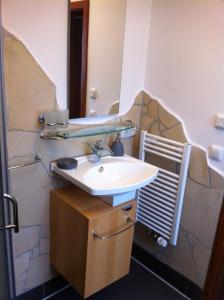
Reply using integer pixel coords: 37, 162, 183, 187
49, 260, 187, 300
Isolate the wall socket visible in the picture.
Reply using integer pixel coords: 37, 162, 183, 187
215, 114, 224, 129
90, 88, 97, 99
120, 127, 137, 138
208, 145, 224, 161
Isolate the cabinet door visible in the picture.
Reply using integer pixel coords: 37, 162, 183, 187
84, 201, 137, 298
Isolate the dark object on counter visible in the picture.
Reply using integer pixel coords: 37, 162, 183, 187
56, 158, 78, 170
111, 133, 124, 156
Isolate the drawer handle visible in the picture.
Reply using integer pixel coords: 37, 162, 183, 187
121, 204, 133, 211
93, 217, 137, 240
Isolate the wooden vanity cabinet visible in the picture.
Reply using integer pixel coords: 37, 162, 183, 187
50, 185, 137, 298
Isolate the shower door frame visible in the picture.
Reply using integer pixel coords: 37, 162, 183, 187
0, 3, 17, 299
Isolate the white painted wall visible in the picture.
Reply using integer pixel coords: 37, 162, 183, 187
144, 0, 224, 174
120, 0, 152, 115
1, 0, 68, 109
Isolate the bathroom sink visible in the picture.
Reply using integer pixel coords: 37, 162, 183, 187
51, 155, 158, 205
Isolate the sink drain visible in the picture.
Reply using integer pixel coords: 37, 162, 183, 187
98, 166, 104, 173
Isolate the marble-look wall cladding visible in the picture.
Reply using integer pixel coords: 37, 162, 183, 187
3, 30, 57, 131
134, 91, 224, 289
3, 29, 134, 296
3, 29, 62, 295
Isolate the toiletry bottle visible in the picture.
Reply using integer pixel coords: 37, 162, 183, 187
111, 132, 124, 156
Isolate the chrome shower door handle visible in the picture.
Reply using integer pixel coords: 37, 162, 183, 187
1, 194, 19, 233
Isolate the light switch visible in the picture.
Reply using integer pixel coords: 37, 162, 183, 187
90, 88, 97, 99
208, 145, 224, 161
215, 114, 224, 129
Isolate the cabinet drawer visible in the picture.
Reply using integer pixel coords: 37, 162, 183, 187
90, 201, 136, 240
51, 185, 137, 299
85, 200, 137, 297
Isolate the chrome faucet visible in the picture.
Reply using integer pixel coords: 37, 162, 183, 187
87, 140, 113, 158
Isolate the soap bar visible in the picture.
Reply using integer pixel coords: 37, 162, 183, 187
56, 158, 78, 170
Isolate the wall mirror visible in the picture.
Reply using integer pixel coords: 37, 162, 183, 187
68, 0, 127, 119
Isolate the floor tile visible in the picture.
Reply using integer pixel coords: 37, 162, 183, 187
50, 260, 186, 300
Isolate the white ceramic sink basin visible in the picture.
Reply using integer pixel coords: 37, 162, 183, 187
51, 155, 158, 199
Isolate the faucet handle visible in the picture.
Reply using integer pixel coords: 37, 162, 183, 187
95, 140, 105, 149
87, 141, 113, 157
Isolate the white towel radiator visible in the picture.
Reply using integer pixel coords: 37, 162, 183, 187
137, 131, 192, 246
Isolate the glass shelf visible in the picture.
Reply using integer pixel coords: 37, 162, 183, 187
40, 121, 136, 140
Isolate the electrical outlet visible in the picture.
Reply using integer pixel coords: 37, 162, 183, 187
215, 114, 224, 129
90, 88, 97, 99
120, 127, 137, 138
208, 145, 224, 161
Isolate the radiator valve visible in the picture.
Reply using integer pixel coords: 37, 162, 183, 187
157, 237, 168, 248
